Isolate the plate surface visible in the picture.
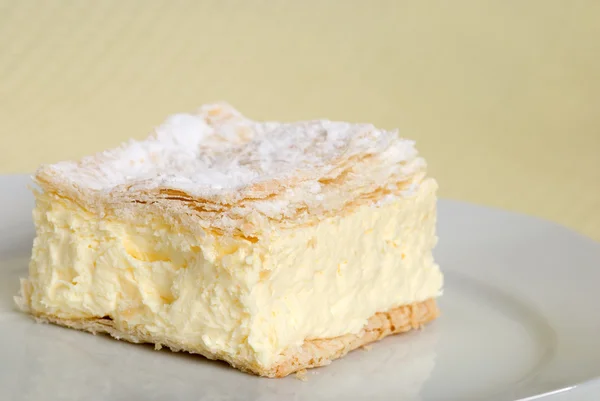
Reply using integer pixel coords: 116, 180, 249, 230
1, 175, 599, 401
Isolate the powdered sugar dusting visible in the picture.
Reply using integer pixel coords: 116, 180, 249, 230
44, 103, 421, 200
37, 103, 429, 234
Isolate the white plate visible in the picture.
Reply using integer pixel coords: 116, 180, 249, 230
1, 175, 599, 401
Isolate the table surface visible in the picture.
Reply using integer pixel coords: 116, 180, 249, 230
1, 1, 599, 242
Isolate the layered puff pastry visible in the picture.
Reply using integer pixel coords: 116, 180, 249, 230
16, 104, 443, 377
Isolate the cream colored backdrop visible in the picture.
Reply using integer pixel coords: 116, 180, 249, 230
1, 1, 599, 240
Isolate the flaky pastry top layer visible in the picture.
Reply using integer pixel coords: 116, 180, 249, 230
35, 104, 428, 237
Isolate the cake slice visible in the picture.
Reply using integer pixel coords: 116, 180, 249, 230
15, 103, 443, 377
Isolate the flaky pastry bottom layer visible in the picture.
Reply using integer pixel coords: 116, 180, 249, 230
27, 298, 439, 378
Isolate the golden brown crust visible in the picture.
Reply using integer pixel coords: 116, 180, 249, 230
26, 298, 439, 378
31, 103, 429, 239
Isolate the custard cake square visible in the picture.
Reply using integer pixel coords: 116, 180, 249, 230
16, 104, 443, 377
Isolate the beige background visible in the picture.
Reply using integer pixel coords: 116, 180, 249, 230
1, 1, 599, 240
